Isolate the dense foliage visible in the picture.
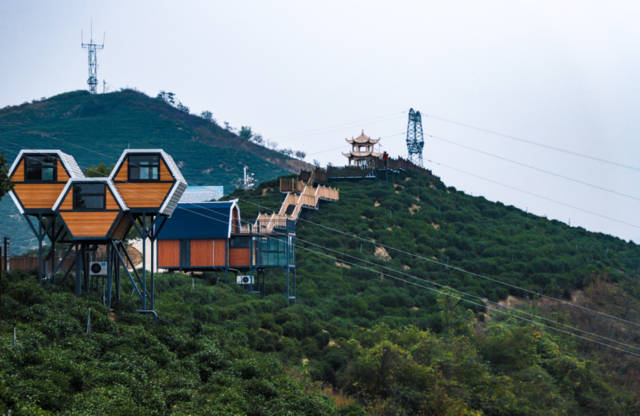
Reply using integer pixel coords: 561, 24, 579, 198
1, 267, 636, 415
0, 170, 637, 414
0, 154, 10, 199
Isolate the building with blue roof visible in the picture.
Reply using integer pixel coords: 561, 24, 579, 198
156, 200, 294, 275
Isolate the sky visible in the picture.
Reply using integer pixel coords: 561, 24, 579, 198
1, 0, 640, 242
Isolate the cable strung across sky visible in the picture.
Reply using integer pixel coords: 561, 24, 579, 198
423, 112, 640, 172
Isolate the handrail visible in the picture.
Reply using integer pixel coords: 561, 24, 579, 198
254, 182, 339, 233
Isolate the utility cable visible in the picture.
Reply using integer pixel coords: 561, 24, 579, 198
293, 241, 640, 358
427, 132, 640, 203
4, 128, 640, 328
423, 112, 640, 172
425, 158, 640, 230
242, 198, 640, 329
142, 199, 640, 355
293, 236, 640, 352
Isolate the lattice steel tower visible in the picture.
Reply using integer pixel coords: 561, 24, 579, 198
81, 24, 104, 94
406, 108, 424, 166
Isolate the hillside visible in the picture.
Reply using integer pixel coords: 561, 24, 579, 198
0, 89, 306, 253
1, 170, 640, 414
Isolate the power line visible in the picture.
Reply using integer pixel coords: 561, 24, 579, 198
273, 111, 406, 146
427, 132, 640, 203
241, 198, 640, 329
137, 198, 640, 356
4, 129, 639, 329
293, 240, 640, 358
425, 158, 640, 230
304, 131, 406, 157
294, 237, 640, 352
424, 113, 640, 172
7, 167, 637, 357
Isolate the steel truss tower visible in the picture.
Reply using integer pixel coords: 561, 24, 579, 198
81, 24, 104, 94
406, 108, 425, 166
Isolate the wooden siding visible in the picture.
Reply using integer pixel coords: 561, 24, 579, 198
214, 239, 226, 266
60, 187, 73, 210
158, 240, 180, 268
60, 211, 119, 237
115, 182, 173, 208
106, 188, 120, 210
11, 160, 24, 182
57, 160, 69, 181
114, 159, 128, 181
111, 215, 133, 240
13, 183, 66, 209
230, 248, 250, 266
190, 239, 214, 267
160, 158, 174, 181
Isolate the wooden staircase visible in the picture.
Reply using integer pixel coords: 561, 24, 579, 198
254, 172, 339, 233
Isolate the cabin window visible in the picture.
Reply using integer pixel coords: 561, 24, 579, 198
230, 236, 250, 248
73, 183, 106, 210
129, 155, 160, 181
25, 155, 57, 182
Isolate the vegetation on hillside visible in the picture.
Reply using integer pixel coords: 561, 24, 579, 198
0, 155, 10, 199
1, 267, 637, 415
1, 168, 639, 414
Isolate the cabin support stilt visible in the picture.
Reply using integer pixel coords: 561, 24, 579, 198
75, 244, 83, 296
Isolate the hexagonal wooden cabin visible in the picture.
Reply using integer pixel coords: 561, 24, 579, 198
7, 150, 84, 214
109, 149, 187, 216
52, 178, 131, 240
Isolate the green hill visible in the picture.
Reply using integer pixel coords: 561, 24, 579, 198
0, 89, 304, 253
1, 170, 640, 414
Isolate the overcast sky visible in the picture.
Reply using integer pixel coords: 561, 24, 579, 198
1, 0, 640, 242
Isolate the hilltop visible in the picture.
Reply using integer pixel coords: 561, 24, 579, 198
0, 89, 307, 252
1, 169, 640, 414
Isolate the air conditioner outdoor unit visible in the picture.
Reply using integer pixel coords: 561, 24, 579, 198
236, 275, 254, 285
89, 261, 108, 276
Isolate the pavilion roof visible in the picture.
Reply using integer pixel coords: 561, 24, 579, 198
346, 130, 380, 145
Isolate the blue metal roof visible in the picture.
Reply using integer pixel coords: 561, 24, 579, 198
157, 201, 239, 239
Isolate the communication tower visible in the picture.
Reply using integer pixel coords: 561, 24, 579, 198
243, 166, 256, 189
81, 23, 104, 94
406, 108, 424, 166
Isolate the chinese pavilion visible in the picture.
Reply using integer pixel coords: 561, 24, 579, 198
343, 130, 381, 167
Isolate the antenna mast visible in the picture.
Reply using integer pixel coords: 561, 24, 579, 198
81, 22, 104, 94
406, 108, 424, 166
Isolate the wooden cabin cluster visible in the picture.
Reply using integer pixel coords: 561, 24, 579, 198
8, 148, 338, 305
8, 149, 186, 242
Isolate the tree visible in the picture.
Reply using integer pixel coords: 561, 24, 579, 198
200, 111, 214, 123
436, 287, 473, 335
85, 163, 114, 178
295, 150, 306, 159
176, 102, 189, 113
239, 126, 253, 140
0, 154, 11, 199
252, 134, 264, 145
267, 140, 278, 150
156, 91, 176, 105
